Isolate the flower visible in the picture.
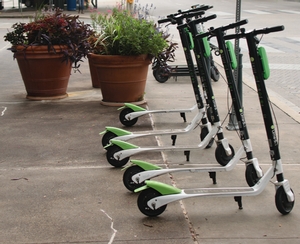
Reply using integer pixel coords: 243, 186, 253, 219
4, 8, 95, 71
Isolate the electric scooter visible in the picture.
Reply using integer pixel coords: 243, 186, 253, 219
115, 4, 215, 127
152, 4, 220, 83
105, 11, 237, 169
134, 25, 295, 217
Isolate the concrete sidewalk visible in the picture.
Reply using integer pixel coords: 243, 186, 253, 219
0, 8, 299, 244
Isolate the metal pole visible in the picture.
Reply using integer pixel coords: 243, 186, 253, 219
226, 0, 242, 131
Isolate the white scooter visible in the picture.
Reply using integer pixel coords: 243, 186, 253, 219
135, 25, 295, 216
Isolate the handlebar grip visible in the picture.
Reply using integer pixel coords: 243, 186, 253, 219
254, 25, 284, 35
192, 14, 217, 25
182, 10, 205, 19
222, 19, 248, 32
178, 4, 212, 15
158, 17, 175, 24
165, 10, 206, 24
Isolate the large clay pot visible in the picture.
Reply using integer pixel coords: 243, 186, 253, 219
89, 53, 151, 105
87, 53, 101, 88
14, 45, 72, 100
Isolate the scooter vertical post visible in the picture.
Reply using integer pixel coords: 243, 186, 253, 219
227, 0, 243, 131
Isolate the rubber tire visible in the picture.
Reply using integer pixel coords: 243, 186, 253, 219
215, 143, 235, 166
119, 108, 138, 127
200, 127, 214, 149
106, 145, 129, 168
123, 165, 145, 192
245, 163, 261, 187
153, 68, 169, 83
25, 0, 32, 7
275, 186, 294, 215
210, 65, 220, 82
101, 131, 117, 148
137, 188, 167, 217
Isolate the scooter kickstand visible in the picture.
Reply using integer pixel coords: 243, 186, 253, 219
209, 172, 217, 184
180, 112, 187, 122
184, 150, 190, 161
171, 135, 177, 146
234, 196, 243, 209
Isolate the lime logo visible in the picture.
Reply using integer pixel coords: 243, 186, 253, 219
220, 49, 223, 54
239, 109, 243, 113
271, 125, 275, 129
251, 57, 254, 62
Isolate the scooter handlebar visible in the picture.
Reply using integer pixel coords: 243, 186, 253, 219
159, 10, 206, 25
192, 14, 217, 25
177, 14, 217, 30
172, 4, 212, 16
196, 19, 248, 39
224, 25, 285, 40
157, 17, 175, 24
190, 4, 213, 11
253, 25, 284, 35
221, 19, 248, 32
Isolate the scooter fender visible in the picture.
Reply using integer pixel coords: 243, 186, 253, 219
130, 160, 162, 171
117, 103, 146, 112
99, 126, 131, 136
134, 180, 181, 195
108, 139, 139, 150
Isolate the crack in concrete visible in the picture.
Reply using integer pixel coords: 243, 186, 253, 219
1, 106, 7, 116
100, 209, 117, 244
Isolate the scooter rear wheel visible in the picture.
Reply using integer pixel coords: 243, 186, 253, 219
119, 108, 138, 127
275, 186, 294, 215
102, 131, 117, 148
137, 188, 167, 217
153, 68, 169, 83
106, 145, 130, 167
210, 66, 220, 82
123, 165, 145, 192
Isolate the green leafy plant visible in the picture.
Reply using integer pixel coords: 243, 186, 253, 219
89, 6, 169, 57
4, 8, 94, 70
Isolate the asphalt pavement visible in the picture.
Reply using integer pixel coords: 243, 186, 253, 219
0, 1, 300, 244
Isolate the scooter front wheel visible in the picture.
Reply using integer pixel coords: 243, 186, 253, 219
102, 131, 117, 148
275, 186, 294, 215
137, 188, 167, 217
200, 127, 215, 149
215, 144, 235, 166
123, 165, 145, 192
245, 163, 261, 187
119, 108, 138, 127
106, 145, 130, 167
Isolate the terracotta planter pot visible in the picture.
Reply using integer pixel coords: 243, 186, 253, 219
89, 53, 151, 104
87, 53, 101, 88
14, 45, 72, 100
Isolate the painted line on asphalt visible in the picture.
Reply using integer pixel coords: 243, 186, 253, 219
243, 10, 271, 15
280, 10, 300, 14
